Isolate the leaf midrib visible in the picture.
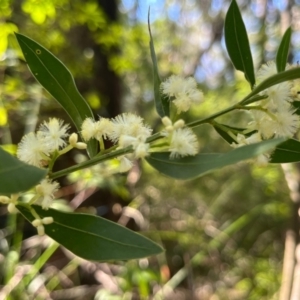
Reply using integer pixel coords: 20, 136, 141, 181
52, 219, 155, 250
19, 37, 84, 126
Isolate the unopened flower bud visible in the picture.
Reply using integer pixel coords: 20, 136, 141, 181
69, 133, 78, 147
0, 196, 10, 204
32, 219, 42, 227
174, 119, 185, 129
165, 125, 174, 132
162, 116, 172, 127
7, 203, 18, 214
75, 142, 87, 149
42, 217, 54, 225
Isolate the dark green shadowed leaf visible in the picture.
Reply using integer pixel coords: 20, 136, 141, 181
270, 139, 300, 163
213, 123, 256, 144
15, 33, 98, 158
17, 204, 163, 261
225, 0, 255, 88
146, 138, 284, 180
276, 27, 292, 72
0, 147, 47, 194
148, 10, 169, 118
292, 101, 300, 115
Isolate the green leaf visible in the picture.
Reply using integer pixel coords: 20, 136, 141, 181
148, 10, 169, 118
242, 68, 300, 103
0, 148, 47, 194
213, 123, 256, 144
15, 33, 98, 158
276, 27, 292, 72
292, 101, 300, 115
146, 138, 284, 180
270, 139, 300, 163
17, 204, 163, 261
225, 0, 255, 88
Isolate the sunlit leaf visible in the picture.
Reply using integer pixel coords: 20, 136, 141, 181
146, 138, 284, 180
148, 10, 169, 118
276, 27, 291, 72
270, 139, 300, 163
0, 107, 7, 126
17, 204, 164, 261
0, 147, 47, 194
225, 0, 255, 88
15, 33, 98, 158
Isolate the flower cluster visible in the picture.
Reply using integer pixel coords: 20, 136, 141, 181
36, 178, 60, 210
81, 113, 200, 171
17, 118, 86, 168
0, 194, 19, 214
81, 113, 153, 172
231, 62, 300, 158
161, 75, 204, 113
32, 216, 54, 236
161, 117, 199, 158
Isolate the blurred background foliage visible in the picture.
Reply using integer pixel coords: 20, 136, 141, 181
0, 0, 299, 299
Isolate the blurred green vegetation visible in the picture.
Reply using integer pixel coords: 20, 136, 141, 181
0, 0, 296, 299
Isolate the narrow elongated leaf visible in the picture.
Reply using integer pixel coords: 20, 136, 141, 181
242, 68, 300, 103
148, 11, 169, 117
146, 138, 284, 180
15, 33, 97, 158
276, 27, 292, 72
213, 123, 256, 144
0, 147, 47, 194
17, 204, 163, 261
225, 0, 255, 88
270, 139, 300, 163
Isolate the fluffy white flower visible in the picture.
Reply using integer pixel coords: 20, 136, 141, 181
273, 108, 300, 138
81, 118, 96, 141
169, 127, 199, 158
118, 135, 150, 159
267, 81, 292, 106
248, 110, 275, 139
291, 79, 300, 100
132, 136, 150, 158
173, 93, 193, 113
82, 117, 114, 141
17, 132, 50, 167
109, 113, 152, 143
259, 118, 277, 139
94, 118, 114, 140
36, 179, 60, 210
256, 61, 292, 107
161, 75, 204, 114
188, 89, 204, 103
257, 61, 277, 83
249, 106, 300, 138
161, 75, 195, 97
119, 135, 137, 148
37, 118, 69, 151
